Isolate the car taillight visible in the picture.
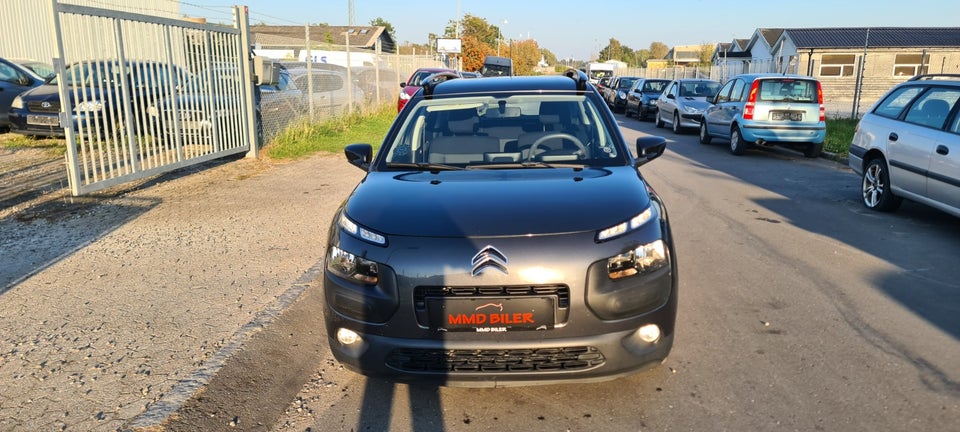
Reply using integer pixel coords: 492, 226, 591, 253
743, 80, 759, 120
817, 81, 825, 122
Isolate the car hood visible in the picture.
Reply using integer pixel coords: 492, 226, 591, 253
344, 166, 652, 238
18, 84, 66, 102
677, 97, 711, 110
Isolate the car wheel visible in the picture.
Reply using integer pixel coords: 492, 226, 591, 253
638, 109, 647, 121
672, 112, 682, 134
861, 158, 903, 212
699, 122, 712, 145
655, 110, 664, 128
804, 142, 823, 158
729, 127, 749, 155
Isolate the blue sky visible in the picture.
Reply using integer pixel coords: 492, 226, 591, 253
181, 0, 960, 60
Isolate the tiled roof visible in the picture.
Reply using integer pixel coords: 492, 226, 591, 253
760, 29, 784, 47
784, 27, 960, 48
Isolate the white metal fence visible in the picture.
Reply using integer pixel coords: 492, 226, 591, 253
2, 1, 257, 196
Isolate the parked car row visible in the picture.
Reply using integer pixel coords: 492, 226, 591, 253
606, 71, 960, 220
604, 72, 826, 158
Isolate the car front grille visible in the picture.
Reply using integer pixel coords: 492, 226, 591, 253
386, 346, 605, 373
27, 101, 61, 113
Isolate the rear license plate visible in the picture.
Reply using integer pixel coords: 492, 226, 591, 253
427, 296, 555, 332
27, 115, 60, 126
771, 111, 803, 121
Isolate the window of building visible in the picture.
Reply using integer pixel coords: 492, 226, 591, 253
819, 54, 856, 77
893, 54, 928, 77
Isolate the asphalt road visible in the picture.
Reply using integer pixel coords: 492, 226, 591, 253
2, 112, 957, 431
260, 112, 960, 431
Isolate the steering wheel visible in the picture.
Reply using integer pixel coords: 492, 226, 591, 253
527, 133, 587, 161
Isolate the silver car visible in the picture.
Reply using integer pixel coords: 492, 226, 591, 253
848, 74, 960, 218
655, 79, 721, 134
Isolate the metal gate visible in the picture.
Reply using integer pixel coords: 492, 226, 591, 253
44, 1, 257, 195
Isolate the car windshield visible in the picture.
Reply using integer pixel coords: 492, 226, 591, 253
410, 70, 445, 86
642, 81, 667, 93
679, 81, 721, 97
757, 79, 818, 103
382, 94, 625, 169
618, 78, 638, 89
21, 61, 55, 79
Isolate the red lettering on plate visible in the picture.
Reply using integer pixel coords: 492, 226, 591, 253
448, 314, 486, 325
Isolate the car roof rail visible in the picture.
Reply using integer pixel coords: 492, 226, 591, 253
908, 73, 960, 81
421, 72, 461, 96
563, 67, 589, 92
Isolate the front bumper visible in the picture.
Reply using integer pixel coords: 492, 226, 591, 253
678, 112, 703, 128
323, 209, 678, 387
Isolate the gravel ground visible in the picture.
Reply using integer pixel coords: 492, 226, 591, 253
0, 149, 363, 431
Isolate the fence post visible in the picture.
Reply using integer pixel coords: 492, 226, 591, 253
236, 6, 258, 158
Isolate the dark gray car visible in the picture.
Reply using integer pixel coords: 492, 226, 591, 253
323, 70, 678, 387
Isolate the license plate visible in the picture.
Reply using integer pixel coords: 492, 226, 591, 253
427, 296, 555, 332
771, 111, 803, 121
27, 115, 60, 126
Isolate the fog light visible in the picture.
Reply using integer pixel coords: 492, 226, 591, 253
637, 324, 661, 343
337, 328, 361, 345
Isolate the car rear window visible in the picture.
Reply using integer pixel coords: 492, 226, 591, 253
757, 79, 818, 103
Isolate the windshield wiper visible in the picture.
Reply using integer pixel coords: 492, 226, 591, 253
466, 161, 587, 170
385, 162, 464, 172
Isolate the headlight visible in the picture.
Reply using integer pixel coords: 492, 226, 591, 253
681, 105, 701, 114
74, 100, 103, 112
11, 96, 24, 110
607, 239, 668, 280
597, 207, 654, 242
339, 213, 387, 245
399, 91, 411, 101
617, 90, 626, 99
328, 246, 380, 284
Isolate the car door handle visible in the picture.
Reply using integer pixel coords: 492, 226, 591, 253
937, 145, 949, 155
889, 132, 898, 141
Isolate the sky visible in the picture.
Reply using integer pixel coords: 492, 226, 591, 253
180, 0, 960, 60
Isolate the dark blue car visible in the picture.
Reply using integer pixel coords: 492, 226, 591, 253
8, 60, 187, 137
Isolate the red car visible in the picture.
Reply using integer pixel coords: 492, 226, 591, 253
398, 67, 458, 111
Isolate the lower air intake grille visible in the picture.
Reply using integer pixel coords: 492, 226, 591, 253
386, 346, 605, 373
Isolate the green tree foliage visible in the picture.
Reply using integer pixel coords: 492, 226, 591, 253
649, 42, 669, 60
540, 48, 557, 66
698, 43, 715, 66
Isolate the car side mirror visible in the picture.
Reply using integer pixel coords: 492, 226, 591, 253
344, 143, 374, 171
667, 94, 675, 100
635, 136, 667, 167
399, 82, 406, 88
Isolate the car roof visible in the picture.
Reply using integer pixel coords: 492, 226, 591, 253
427, 74, 587, 96
731, 73, 819, 81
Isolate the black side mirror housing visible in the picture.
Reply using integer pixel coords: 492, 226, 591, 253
344, 143, 373, 171
635, 136, 667, 167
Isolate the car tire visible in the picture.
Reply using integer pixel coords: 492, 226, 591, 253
672, 112, 681, 134
804, 142, 823, 158
861, 157, 903, 212
729, 127, 749, 155
699, 122, 712, 145
638, 109, 646, 121
655, 110, 665, 128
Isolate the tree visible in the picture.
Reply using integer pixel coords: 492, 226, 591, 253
649, 42, 669, 60
698, 43, 715, 66
636, 49, 651, 67
510, 39, 541, 75
540, 48, 557, 66
461, 34, 494, 72
369, 17, 395, 42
